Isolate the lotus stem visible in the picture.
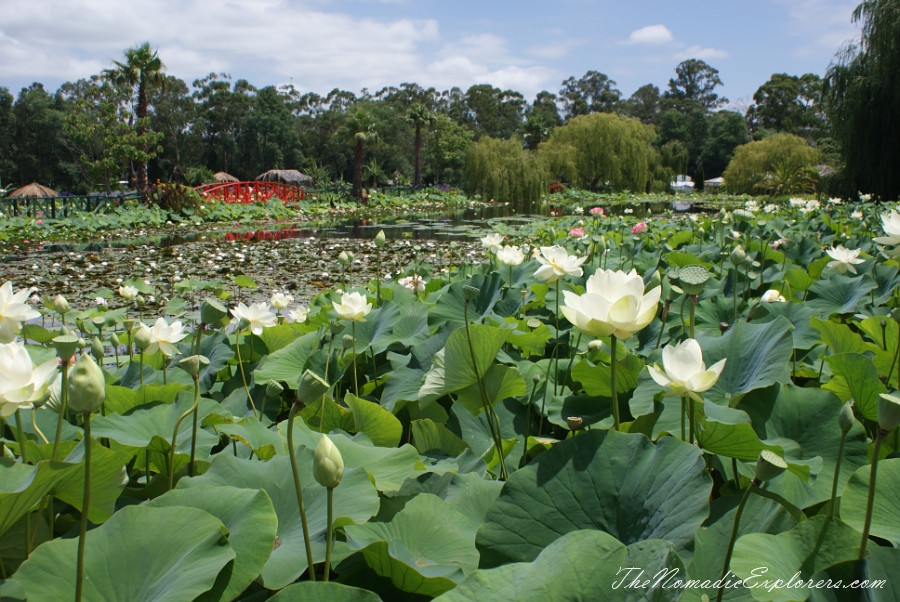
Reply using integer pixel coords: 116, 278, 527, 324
859, 430, 886, 559
75, 412, 93, 602
680, 396, 686, 442
351, 322, 359, 398
30, 410, 48, 445
234, 328, 258, 418
324, 487, 334, 582
716, 478, 757, 602
140, 351, 145, 405
189, 374, 200, 477
14, 409, 28, 464
287, 403, 317, 580
168, 381, 201, 490
610, 334, 620, 431
829, 429, 848, 520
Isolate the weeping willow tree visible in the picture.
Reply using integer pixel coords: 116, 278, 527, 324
462, 137, 548, 207
537, 113, 661, 191
825, 0, 900, 200
722, 133, 820, 195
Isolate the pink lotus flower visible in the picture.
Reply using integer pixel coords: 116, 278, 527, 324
589, 206, 605, 216
569, 227, 585, 238
631, 221, 647, 235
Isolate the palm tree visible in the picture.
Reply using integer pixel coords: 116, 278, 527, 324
406, 103, 435, 187
343, 109, 378, 199
103, 42, 166, 193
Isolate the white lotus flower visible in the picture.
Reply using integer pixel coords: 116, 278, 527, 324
874, 210, 900, 257
398, 275, 427, 293
287, 305, 309, 323
560, 268, 660, 340
0, 340, 57, 417
761, 289, 786, 303
534, 246, 587, 283
230, 302, 277, 336
118, 285, 139, 301
333, 291, 372, 322
270, 292, 294, 310
647, 338, 726, 402
480, 233, 504, 253
825, 245, 865, 274
496, 245, 525, 267
144, 317, 188, 356
0, 281, 41, 343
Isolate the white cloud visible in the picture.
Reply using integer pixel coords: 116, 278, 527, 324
627, 24, 674, 45
673, 45, 730, 61
777, 0, 860, 58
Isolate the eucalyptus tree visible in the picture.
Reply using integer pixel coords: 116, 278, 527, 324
698, 110, 750, 179
237, 85, 304, 177
102, 42, 166, 192
461, 84, 525, 139
192, 74, 255, 178
427, 114, 472, 185
558, 71, 621, 120
523, 90, 562, 150
147, 75, 199, 182
665, 59, 726, 111
0, 87, 14, 188
12, 83, 68, 189
825, 0, 900, 199
746, 73, 825, 142
621, 84, 662, 125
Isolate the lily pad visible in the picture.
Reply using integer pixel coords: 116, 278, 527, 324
840, 458, 900, 547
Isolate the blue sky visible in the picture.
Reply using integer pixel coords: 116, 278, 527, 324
0, 0, 861, 110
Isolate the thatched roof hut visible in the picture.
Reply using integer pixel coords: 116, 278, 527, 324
255, 169, 312, 185
213, 172, 240, 182
8, 182, 59, 198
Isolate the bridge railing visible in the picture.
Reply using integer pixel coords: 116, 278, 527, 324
0, 192, 141, 218
194, 181, 305, 204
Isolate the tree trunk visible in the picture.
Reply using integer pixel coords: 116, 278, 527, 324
352, 138, 364, 199
413, 123, 422, 187
136, 82, 149, 194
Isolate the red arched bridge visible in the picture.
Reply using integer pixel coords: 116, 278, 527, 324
194, 181, 305, 204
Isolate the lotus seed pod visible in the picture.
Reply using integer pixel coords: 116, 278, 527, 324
838, 401, 855, 433
566, 416, 584, 431
54, 334, 80, 363
342, 334, 355, 350
754, 450, 788, 482
877, 393, 900, 432
374, 230, 386, 248
53, 294, 70, 315
330, 322, 346, 337
68, 353, 106, 413
200, 297, 229, 326
123, 319, 135, 334
91, 336, 104, 359
729, 245, 746, 266
678, 265, 710, 296
177, 354, 209, 377
463, 284, 480, 300
313, 434, 344, 489
297, 369, 330, 402
266, 379, 284, 399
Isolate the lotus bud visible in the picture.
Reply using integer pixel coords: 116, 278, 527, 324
729, 245, 746, 266
60, 324, 70, 336
313, 434, 344, 489
346, 251, 355, 262
754, 450, 788, 483
266, 379, 284, 399
91, 336, 104, 359
134, 326, 151, 352
342, 334, 355, 350
533, 372, 541, 383
330, 322, 346, 337
596, 236, 607, 254
54, 334, 80, 363
877, 393, 900, 432
587, 339, 604, 352
53, 294, 70, 315
177, 354, 209, 377
374, 230, 386, 248
838, 401, 855, 433
200, 298, 228, 326
338, 251, 350, 266
77, 337, 86, 349
68, 353, 106, 413
110, 332, 120, 348
236, 317, 251, 332
566, 416, 584, 432
297, 369, 330, 402
136, 295, 145, 308
463, 284, 480, 300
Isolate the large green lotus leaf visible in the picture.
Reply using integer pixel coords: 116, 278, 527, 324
410, 418, 469, 456
180, 452, 378, 589
747, 384, 869, 509
730, 516, 861, 602
840, 458, 900, 547
476, 430, 711, 566
760, 301, 820, 349
388, 302, 432, 348
345, 393, 402, 447
91, 393, 221, 456
0, 459, 70, 539
697, 317, 793, 404
823, 353, 885, 421
281, 419, 423, 492
215, 416, 283, 461
259, 323, 299, 353
810, 316, 868, 355
381, 352, 427, 412
147, 486, 278, 602
436, 530, 685, 602
392, 471, 503, 528
456, 364, 526, 416
681, 495, 798, 602
806, 274, 877, 315
299, 398, 356, 435
807, 546, 900, 602
103, 382, 192, 415
695, 402, 781, 461
571, 354, 645, 396
428, 273, 505, 327
53, 438, 130, 523
449, 398, 531, 473
198, 331, 236, 392
352, 302, 399, 354
252, 330, 320, 390
12, 505, 234, 602
419, 324, 511, 403
344, 493, 480, 597
269, 581, 384, 601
